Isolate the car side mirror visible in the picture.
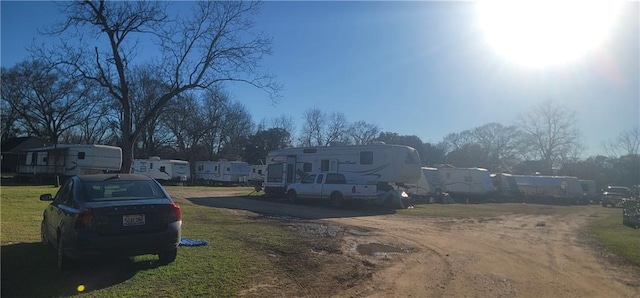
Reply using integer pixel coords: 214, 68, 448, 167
40, 194, 53, 201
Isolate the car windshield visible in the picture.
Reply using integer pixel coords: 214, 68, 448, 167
82, 180, 167, 202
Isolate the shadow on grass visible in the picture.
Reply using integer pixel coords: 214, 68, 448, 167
1, 242, 162, 297
188, 195, 396, 220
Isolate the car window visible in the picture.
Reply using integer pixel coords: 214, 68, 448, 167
82, 180, 166, 201
53, 180, 73, 205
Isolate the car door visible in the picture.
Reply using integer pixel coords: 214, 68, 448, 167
296, 174, 317, 198
46, 179, 77, 244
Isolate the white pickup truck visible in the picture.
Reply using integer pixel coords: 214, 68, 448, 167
285, 173, 378, 207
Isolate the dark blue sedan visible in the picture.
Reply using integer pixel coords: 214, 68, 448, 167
40, 174, 182, 270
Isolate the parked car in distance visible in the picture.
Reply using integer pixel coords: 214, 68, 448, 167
601, 185, 632, 208
40, 173, 182, 270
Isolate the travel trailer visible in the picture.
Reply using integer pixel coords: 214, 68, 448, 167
512, 175, 585, 205
248, 164, 266, 186
195, 160, 249, 185
579, 179, 598, 203
131, 157, 190, 183
16, 144, 122, 182
263, 142, 421, 198
437, 167, 496, 202
491, 173, 522, 202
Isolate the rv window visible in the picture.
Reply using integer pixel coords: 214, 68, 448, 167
321, 160, 329, 172
267, 164, 283, 183
160, 166, 166, 172
42, 157, 48, 163
78, 152, 86, 159
227, 167, 231, 172
303, 163, 312, 172
258, 170, 262, 174
198, 165, 203, 171
150, 163, 153, 169
214, 166, 218, 171
303, 148, 317, 154
360, 151, 373, 165
316, 174, 324, 183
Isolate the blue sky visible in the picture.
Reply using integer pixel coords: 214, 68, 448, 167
2, 1, 638, 157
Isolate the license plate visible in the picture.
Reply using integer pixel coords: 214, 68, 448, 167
123, 214, 145, 226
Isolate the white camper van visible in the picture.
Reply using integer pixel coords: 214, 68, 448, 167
248, 164, 266, 186
195, 160, 250, 185
16, 144, 122, 182
438, 167, 496, 202
131, 157, 190, 183
263, 143, 421, 198
512, 175, 585, 205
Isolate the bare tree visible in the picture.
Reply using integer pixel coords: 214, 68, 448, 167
299, 108, 325, 146
324, 112, 350, 145
348, 120, 380, 145
603, 127, 640, 157
1, 60, 101, 144
472, 123, 523, 172
40, 1, 280, 172
517, 100, 583, 174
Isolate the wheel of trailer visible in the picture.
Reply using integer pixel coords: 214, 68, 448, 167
286, 190, 298, 204
330, 192, 344, 208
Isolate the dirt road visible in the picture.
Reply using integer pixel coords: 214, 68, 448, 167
168, 188, 640, 297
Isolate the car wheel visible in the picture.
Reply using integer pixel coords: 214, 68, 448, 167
57, 236, 71, 271
286, 190, 298, 204
330, 193, 344, 208
158, 248, 177, 264
41, 220, 49, 246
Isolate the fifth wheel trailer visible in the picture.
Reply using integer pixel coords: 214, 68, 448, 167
195, 160, 250, 185
437, 167, 497, 203
131, 157, 190, 184
15, 144, 122, 183
512, 175, 586, 205
263, 142, 422, 198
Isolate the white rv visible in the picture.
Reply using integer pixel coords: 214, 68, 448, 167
403, 168, 431, 199
131, 157, 190, 183
195, 160, 249, 185
437, 167, 496, 202
16, 144, 122, 181
248, 164, 266, 186
579, 179, 598, 203
263, 143, 421, 197
512, 175, 585, 205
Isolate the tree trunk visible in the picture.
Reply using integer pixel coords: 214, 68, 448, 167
120, 139, 135, 174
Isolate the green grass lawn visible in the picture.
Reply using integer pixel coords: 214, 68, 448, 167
589, 210, 640, 267
0, 185, 330, 297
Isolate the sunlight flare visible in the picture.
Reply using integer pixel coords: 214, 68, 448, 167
477, 0, 622, 68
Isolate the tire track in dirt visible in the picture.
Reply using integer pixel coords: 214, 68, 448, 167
324, 212, 640, 298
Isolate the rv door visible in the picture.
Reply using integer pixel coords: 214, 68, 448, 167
286, 156, 296, 184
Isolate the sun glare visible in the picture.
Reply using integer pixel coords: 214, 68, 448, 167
477, 0, 622, 68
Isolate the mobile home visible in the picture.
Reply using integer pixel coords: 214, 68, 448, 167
512, 175, 585, 205
263, 143, 421, 197
16, 144, 122, 182
195, 160, 249, 185
437, 167, 496, 202
131, 157, 190, 183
